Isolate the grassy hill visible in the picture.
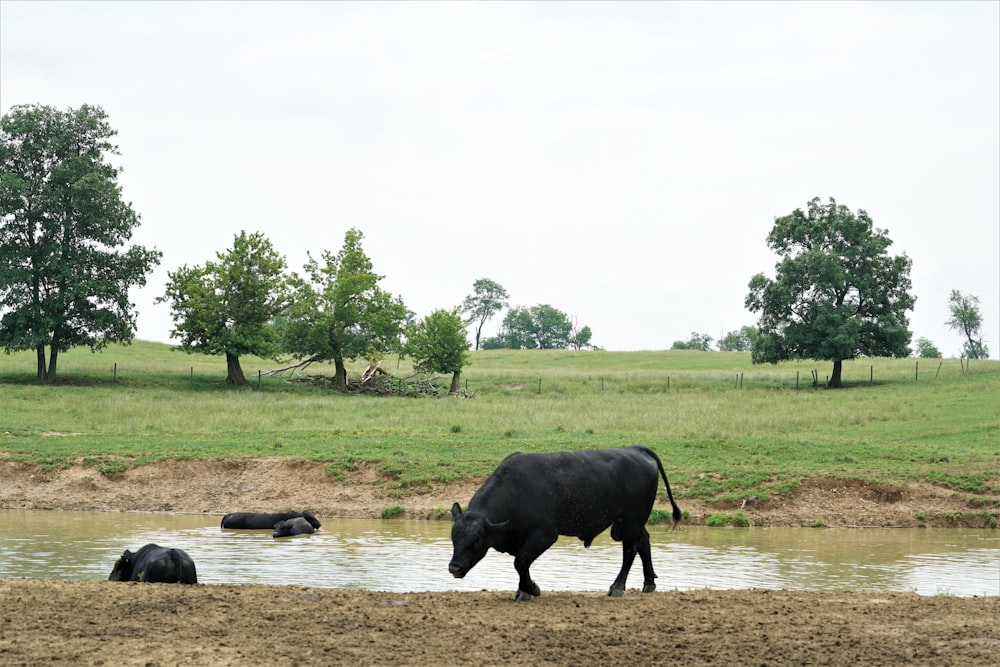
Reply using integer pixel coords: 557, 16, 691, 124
1, 341, 998, 510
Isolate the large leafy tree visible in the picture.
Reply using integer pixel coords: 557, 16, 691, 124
717, 326, 758, 352
945, 290, 988, 359
404, 307, 471, 394
671, 332, 714, 351
746, 197, 915, 388
498, 304, 576, 349
0, 104, 162, 382
282, 228, 407, 389
158, 231, 288, 386
462, 278, 509, 351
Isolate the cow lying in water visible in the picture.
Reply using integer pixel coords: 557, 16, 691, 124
272, 516, 315, 538
221, 510, 321, 531
449, 445, 681, 601
108, 544, 198, 584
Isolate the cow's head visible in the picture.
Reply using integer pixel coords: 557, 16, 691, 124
448, 503, 508, 578
107, 549, 135, 581
300, 511, 322, 530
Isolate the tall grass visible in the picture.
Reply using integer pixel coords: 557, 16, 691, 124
1, 341, 998, 502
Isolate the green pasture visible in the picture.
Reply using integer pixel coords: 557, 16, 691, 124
1, 341, 998, 508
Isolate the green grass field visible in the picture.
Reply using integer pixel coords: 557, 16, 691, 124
1, 341, 998, 505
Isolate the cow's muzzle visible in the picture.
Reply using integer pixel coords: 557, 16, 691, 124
448, 562, 466, 578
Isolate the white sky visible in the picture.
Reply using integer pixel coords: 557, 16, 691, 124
2, 1, 997, 356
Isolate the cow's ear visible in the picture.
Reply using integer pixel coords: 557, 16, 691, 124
450, 503, 463, 520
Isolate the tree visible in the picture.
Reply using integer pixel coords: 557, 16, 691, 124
717, 326, 758, 352
746, 197, 915, 388
913, 337, 942, 359
945, 290, 989, 359
569, 325, 593, 350
404, 308, 471, 393
671, 332, 713, 351
158, 231, 288, 386
282, 228, 407, 389
462, 278, 509, 350
499, 304, 576, 349
0, 104, 162, 382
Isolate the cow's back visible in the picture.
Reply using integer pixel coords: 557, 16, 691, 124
133, 544, 198, 584
469, 447, 660, 539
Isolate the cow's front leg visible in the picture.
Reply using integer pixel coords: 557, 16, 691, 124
512, 530, 556, 601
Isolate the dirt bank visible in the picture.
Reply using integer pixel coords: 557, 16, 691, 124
1, 458, 998, 666
0, 457, 996, 528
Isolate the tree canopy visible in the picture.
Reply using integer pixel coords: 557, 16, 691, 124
0, 103, 162, 382
717, 326, 758, 352
404, 307, 471, 393
158, 231, 288, 385
671, 332, 714, 351
462, 278, 509, 351
282, 228, 407, 388
493, 304, 574, 349
945, 290, 989, 359
745, 197, 915, 387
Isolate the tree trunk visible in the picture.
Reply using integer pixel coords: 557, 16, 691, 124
333, 357, 348, 389
449, 370, 461, 395
226, 353, 248, 386
36, 346, 46, 382
828, 359, 844, 388
45, 346, 59, 384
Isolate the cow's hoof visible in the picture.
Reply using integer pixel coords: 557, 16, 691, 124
642, 583, 656, 593
608, 587, 625, 598
513, 589, 535, 602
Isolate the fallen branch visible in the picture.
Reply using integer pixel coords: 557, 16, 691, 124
265, 357, 319, 377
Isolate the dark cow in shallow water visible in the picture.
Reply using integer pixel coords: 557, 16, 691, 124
449, 445, 681, 601
272, 517, 316, 538
108, 544, 198, 584
221, 511, 321, 530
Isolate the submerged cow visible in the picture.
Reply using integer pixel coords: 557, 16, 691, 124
221, 510, 321, 531
272, 516, 315, 538
449, 445, 681, 601
108, 543, 198, 584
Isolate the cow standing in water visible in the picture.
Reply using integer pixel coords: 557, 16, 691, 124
221, 510, 321, 531
449, 446, 681, 601
108, 544, 198, 584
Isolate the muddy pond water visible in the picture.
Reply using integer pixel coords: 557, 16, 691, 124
0, 510, 997, 597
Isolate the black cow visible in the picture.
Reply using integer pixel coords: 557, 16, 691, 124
221, 510, 321, 530
108, 543, 198, 584
272, 516, 316, 538
449, 445, 681, 601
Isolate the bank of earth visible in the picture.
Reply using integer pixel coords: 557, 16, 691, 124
1, 457, 996, 529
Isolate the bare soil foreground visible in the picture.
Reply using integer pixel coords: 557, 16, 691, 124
2, 580, 999, 667
1, 458, 998, 666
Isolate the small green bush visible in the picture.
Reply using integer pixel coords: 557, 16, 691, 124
380, 505, 404, 519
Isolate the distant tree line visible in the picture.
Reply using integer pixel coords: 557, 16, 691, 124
2, 106, 991, 388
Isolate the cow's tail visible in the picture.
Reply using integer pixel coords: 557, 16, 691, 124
644, 447, 683, 530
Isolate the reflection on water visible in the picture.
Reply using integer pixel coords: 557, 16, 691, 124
0, 510, 996, 597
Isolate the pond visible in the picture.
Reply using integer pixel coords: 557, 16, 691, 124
0, 510, 996, 597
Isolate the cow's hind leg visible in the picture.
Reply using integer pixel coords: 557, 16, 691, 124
608, 522, 656, 597
636, 527, 658, 593
512, 530, 556, 601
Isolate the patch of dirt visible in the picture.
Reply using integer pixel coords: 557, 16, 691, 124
1, 582, 997, 666
1, 459, 998, 665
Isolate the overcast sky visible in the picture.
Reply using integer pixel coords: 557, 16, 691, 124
2, 1, 997, 356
